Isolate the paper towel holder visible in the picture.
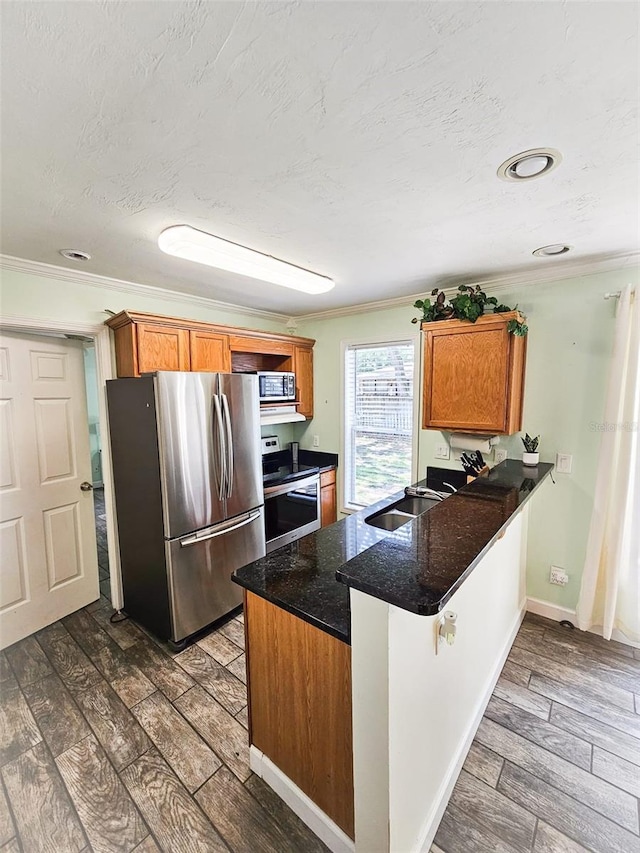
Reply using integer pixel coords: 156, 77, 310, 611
448, 433, 500, 457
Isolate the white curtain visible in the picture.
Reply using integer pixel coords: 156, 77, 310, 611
576, 285, 640, 643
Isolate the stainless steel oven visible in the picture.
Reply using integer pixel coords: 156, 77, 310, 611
263, 473, 321, 553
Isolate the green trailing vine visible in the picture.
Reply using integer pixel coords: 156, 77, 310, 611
411, 285, 528, 336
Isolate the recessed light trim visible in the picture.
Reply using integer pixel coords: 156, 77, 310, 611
497, 148, 562, 182
60, 249, 91, 261
532, 244, 573, 257
158, 225, 334, 295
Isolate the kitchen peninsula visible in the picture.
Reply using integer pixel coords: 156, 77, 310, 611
234, 460, 553, 853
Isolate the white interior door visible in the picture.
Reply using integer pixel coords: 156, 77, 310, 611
0, 332, 99, 648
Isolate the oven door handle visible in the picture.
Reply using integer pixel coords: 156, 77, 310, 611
264, 474, 320, 498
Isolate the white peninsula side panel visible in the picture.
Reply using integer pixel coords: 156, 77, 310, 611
350, 506, 529, 853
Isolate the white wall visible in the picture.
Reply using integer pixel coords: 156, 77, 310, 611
350, 505, 531, 852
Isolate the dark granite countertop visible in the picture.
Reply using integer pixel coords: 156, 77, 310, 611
233, 460, 553, 644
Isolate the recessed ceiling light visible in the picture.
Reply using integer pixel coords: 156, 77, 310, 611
497, 148, 562, 182
532, 244, 573, 257
158, 225, 334, 294
60, 249, 91, 261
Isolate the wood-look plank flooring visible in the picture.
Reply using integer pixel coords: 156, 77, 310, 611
3, 604, 639, 852
1, 603, 328, 853
433, 613, 640, 853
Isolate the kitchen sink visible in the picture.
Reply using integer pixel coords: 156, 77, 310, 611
392, 497, 436, 515
365, 495, 438, 531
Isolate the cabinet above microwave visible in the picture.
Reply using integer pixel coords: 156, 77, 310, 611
105, 310, 315, 419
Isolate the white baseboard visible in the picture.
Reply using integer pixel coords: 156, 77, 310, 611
526, 597, 639, 649
526, 596, 576, 624
417, 604, 526, 853
249, 746, 355, 853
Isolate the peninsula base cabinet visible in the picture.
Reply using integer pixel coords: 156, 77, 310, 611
244, 591, 354, 841
106, 310, 315, 418
422, 311, 526, 434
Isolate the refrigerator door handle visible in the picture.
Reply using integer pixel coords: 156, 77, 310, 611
179, 509, 262, 547
212, 394, 226, 501
221, 393, 234, 499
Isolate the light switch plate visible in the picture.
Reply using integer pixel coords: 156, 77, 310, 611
556, 453, 573, 474
435, 444, 450, 460
312, 435, 320, 448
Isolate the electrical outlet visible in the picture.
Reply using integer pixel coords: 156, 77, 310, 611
435, 444, 450, 460
494, 448, 508, 464
550, 565, 569, 586
312, 435, 320, 448
556, 453, 573, 474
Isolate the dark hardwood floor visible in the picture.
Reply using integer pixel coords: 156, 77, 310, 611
433, 613, 640, 853
0, 603, 328, 853
93, 488, 111, 604
1, 604, 639, 852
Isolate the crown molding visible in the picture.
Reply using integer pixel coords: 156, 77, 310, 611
2, 250, 637, 327
0, 254, 290, 324
295, 251, 640, 322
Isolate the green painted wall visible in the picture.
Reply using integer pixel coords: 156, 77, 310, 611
0, 268, 288, 333
294, 267, 639, 611
83, 345, 103, 484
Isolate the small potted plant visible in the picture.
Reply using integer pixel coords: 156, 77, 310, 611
521, 433, 540, 466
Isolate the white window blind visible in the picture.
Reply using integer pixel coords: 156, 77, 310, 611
344, 340, 415, 509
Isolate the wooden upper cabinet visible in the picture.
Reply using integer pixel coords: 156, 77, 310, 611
229, 334, 294, 358
294, 345, 314, 419
105, 311, 316, 419
190, 330, 231, 373
422, 312, 526, 435
136, 323, 191, 374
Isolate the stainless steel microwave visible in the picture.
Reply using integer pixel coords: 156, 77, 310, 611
256, 371, 296, 402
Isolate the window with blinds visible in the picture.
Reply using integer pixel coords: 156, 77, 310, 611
343, 340, 416, 509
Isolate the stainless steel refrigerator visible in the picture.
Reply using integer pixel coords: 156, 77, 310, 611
106, 371, 265, 647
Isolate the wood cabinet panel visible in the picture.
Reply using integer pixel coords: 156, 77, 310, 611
422, 313, 526, 434
105, 312, 315, 418
136, 324, 190, 374
229, 335, 294, 358
189, 331, 231, 373
320, 469, 337, 527
294, 346, 314, 419
245, 591, 353, 839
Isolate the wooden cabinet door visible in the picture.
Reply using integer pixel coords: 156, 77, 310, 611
190, 330, 231, 372
320, 469, 337, 527
294, 346, 314, 418
422, 314, 525, 434
136, 323, 190, 374
229, 335, 294, 357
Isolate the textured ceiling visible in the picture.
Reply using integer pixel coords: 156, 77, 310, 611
1, 1, 638, 315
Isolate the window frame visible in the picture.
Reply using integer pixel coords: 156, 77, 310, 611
340, 333, 420, 514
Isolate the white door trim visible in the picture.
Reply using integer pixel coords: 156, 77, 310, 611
0, 314, 122, 610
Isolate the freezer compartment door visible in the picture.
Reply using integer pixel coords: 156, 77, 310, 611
166, 507, 266, 642
218, 373, 263, 520
155, 371, 225, 538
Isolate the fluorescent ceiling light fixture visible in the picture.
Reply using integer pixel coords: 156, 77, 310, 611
158, 225, 334, 294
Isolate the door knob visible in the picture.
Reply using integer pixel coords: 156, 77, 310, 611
80, 481, 94, 491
